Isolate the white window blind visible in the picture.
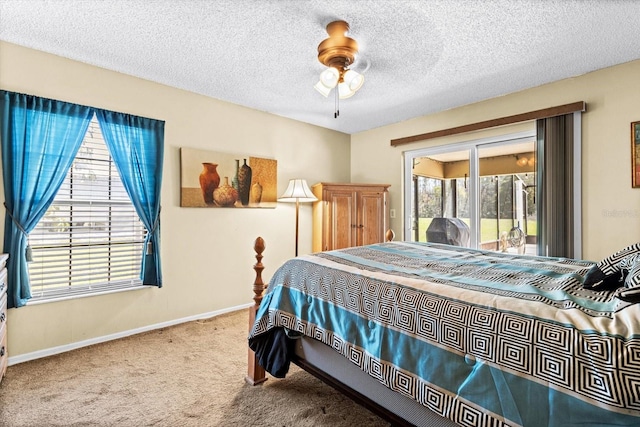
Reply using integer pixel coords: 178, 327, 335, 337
28, 116, 146, 300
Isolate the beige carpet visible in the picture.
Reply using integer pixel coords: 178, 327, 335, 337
0, 309, 390, 427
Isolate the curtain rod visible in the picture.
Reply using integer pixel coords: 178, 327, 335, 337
390, 101, 586, 147
0, 88, 165, 124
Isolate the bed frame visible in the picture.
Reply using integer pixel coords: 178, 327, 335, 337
245, 236, 458, 427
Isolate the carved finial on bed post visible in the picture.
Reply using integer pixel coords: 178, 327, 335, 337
246, 237, 267, 386
385, 229, 395, 242
252, 236, 265, 306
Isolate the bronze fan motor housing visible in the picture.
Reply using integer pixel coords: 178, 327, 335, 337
317, 20, 359, 80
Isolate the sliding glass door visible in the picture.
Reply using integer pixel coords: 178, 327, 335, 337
477, 141, 537, 255
404, 131, 538, 255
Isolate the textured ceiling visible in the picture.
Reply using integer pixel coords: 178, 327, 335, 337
1, 0, 639, 134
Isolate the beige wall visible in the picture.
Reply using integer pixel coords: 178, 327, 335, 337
0, 42, 350, 358
351, 59, 640, 261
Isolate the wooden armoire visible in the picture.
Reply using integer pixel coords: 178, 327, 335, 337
311, 183, 390, 253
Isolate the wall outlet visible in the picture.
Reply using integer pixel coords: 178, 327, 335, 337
390, 209, 396, 218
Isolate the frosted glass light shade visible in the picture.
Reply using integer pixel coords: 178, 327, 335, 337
338, 82, 355, 99
314, 67, 340, 97
319, 67, 340, 88
314, 81, 332, 97
278, 179, 318, 203
343, 69, 364, 92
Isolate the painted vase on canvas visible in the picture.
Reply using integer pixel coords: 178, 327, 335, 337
250, 181, 263, 204
213, 176, 238, 207
199, 162, 220, 205
237, 158, 252, 206
232, 159, 240, 192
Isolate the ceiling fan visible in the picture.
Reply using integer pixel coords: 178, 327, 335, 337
313, 20, 365, 117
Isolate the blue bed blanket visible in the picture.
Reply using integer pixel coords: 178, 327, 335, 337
248, 241, 640, 426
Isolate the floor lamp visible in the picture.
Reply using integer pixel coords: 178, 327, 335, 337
278, 179, 318, 256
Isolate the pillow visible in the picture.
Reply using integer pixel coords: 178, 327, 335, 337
583, 242, 640, 289
616, 257, 640, 303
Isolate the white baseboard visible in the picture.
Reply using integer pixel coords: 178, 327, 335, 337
8, 302, 253, 366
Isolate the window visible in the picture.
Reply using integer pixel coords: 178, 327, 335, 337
28, 116, 146, 300
1, 90, 163, 308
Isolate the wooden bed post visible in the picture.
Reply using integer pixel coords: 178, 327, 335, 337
246, 236, 268, 386
386, 229, 395, 242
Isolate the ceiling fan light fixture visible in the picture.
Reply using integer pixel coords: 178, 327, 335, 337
314, 20, 364, 112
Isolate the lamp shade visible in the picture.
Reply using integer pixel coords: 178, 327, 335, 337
278, 179, 317, 203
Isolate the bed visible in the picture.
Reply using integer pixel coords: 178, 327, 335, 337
247, 238, 640, 426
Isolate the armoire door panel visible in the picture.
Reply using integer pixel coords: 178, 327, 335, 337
359, 191, 385, 246
329, 192, 356, 250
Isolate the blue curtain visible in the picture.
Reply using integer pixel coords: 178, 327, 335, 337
95, 110, 164, 286
0, 91, 92, 308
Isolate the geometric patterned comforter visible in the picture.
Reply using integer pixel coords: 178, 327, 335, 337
248, 242, 640, 426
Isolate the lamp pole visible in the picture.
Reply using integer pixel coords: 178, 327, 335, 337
294, 198, 300, 257
278, 179, 317, 258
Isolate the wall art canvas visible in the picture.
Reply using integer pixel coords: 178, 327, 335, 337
180, 147, 277, 208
